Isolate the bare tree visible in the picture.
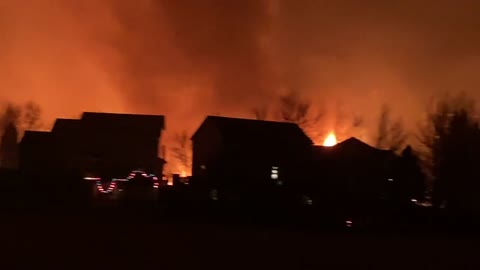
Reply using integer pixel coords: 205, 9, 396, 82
22, 101, 42, 130
0, 122, 18, 168
171, 130, 192, 175
278, 90, 314, 125
375, 104, 407, 152
418, 92, 480, 210
251, 105, 269, 120
276, 90, 324, 140
332, 101, 364, 142
0, 103, 21, 132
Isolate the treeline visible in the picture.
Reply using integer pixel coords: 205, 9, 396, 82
0, 101, 43, 168
169, 90, 480, 213
251, 90, 480, 213
418, 93, 480, 212
2, 92, 480, 214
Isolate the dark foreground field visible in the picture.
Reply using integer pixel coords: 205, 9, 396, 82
1, 210, 479, 270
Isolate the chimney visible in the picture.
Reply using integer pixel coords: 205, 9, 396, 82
172, 174, 181, 186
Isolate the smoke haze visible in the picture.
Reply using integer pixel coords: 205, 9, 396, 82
1, 0, 480, 145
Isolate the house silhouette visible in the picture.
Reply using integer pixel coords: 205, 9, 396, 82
20, 112, 166, 179
191, 116, 313, 202
309, 137, 397, 205
190, 116, 424, 209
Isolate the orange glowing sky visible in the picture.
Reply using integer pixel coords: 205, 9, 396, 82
1, 0, 480, 150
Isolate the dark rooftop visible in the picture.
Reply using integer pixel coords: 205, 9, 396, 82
51, 119, 82, 134
192, 115, 313, 145
80, 112, 165, 134
20, 131, 52, 145
313, 137, 396, 160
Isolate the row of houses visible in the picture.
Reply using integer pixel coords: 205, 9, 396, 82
17, 112, 425, 205
191, 116, 424, 205
20, 112, 166, 179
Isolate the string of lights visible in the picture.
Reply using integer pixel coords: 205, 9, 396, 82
83, 169, 160, 193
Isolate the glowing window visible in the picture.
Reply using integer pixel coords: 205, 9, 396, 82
210, 189, 218, 200
302, 195, 313, 205
271, 166, 279, 180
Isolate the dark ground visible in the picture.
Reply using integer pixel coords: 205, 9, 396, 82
1, 210, 479, 270
0, 171, 478, 269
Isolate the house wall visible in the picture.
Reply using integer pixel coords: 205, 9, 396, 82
221, 140, 311, 185
20, 115, 165, 178
192, 124, 312, 200
191, 122, 223, 184
309, 153, 396, 203
80, 131, 161, 176
19, 141, 55, 173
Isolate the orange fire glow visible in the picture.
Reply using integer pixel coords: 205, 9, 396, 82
323, 132, 337, 147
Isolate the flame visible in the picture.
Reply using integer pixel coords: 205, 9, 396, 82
323, 132, 337, 147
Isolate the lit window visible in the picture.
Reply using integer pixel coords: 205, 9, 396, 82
210, 189, 218, 200
302, 195, 313, 205
271, 166, 279, 180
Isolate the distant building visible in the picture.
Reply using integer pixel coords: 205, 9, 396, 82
191, 116, 313, 202
309, 137, 398, 206
309, 137, 427, 209
395, 146, 426, 202
19, 112, 166, 178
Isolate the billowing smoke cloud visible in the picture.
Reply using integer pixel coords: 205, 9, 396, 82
1, 0, 480, 143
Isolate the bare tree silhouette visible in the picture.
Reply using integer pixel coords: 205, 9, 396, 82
251, 105, 269, 120
418, 92, 480, 211
0, 121, 19, 169
277, 91, 320, 125
0, 101, 43, 139
171, 130, 192, 175
332, 101, 364, 142
22, 101, 43, 130
375, 104, 407, 152
276, 90, 325, 141
0, 103, 21, 134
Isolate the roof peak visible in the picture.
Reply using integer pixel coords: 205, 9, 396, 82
206, 115, 298, 125
82, 111, 165, 118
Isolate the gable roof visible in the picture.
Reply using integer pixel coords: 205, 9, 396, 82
192, 115, 313, 145
81, 112, 165, 136
335, 137, 380, 153
313, 137, 396, 160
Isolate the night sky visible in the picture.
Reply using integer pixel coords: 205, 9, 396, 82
1, 0, 480, 145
